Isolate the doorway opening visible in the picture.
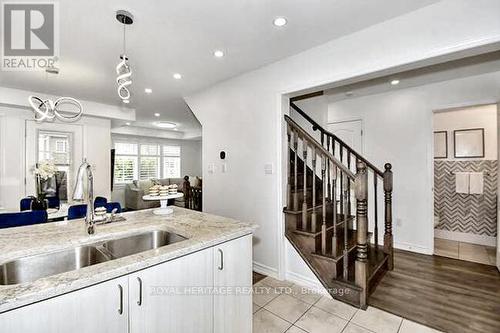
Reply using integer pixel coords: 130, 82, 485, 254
433, 104, 497, 266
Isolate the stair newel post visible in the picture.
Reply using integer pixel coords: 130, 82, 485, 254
355, 160, 369, 309
311, 146, 317, 233
331, 165, 338, 257
302, 140, 308, 231
321, 155, 327, 254
287, 125, 292, 210
293, 131, 299, 211
383, 163, 394, 270
342, 172, 349, 280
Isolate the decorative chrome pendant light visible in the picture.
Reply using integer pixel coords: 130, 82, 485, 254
115, 10, 133, 104
28, 96, 83, 123
28, 65, 83, 123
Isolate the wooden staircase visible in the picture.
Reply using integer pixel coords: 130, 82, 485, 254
284, 102, 394, 309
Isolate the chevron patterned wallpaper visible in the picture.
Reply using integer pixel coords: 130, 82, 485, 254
434, 160, 497, 237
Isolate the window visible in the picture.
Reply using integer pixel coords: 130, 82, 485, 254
55, 140, 67, 153
163, 146, 181, 178
139, 144, 160, 180
113, 141, 180, 183
114, 143, 138, 184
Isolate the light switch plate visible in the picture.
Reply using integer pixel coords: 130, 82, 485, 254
264, 163, 273, 175
208, 163, 215, 174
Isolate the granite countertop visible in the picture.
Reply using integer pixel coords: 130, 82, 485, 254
0, 207, 257, 313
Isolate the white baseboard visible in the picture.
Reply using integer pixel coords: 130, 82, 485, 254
394, 241, 433, 255
285, 271, 329, 296
434, 229, 497, 247
253, 261, 279, 279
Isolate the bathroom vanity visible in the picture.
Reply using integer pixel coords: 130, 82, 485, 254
0, 207, 256, 333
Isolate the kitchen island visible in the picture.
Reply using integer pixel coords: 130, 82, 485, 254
0, 207, 256, 333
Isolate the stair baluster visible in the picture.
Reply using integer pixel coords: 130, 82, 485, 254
287, 125, 292, 210
302, 140, 308, 231
347, 153, 352, 216
321, 154, 327, 254
374, 173, 379, 247
327, 137, 331, 200
355, 161, 369, 308
311, 147, 317, 233
293, 130, 299, 211
383, 163, 394, 270
339, 145, 344, 216
331, 165, 338, 257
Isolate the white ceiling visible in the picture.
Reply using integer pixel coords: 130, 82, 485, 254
324, 51, 500, 102
0, 0, 439, 138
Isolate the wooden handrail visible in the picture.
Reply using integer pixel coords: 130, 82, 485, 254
285, 115, 355, 179
290, 102, 384, 177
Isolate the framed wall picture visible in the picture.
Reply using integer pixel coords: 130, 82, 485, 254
433, 131, 447, 159
454, 128, 485, 158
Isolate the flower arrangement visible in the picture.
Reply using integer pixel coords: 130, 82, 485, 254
34, 160, 58, 180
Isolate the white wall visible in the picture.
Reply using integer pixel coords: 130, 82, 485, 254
111, 134, 202, 206
434, 104, 498, 160
0, 106, 111, 210
326, 71, 500, 254
185, 0, 500, 283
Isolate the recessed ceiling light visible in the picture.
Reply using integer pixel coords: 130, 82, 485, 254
173, 128, 179, 131
123, 99, 130, 104
273, 17, 287, 27
154, 113, 160, 117
345, 91, 354, 97
155, 121, 177, 129
125, 122, 131, 126
390, 79, 400, 85
145, 88, 152, 94
214, 50, 224, 58
173, 73, 182, 80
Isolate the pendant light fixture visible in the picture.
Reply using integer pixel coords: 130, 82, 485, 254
28, 64, 83, 123
116, 10, 133, 104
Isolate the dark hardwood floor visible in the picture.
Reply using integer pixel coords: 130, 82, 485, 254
369, 250, 500, 333
253, 271, 266, 285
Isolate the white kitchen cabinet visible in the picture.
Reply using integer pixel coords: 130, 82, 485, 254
213, 235, 253, 333
0, 276, 129, 333
129, 246, 214, 333
0, 234, 253, 333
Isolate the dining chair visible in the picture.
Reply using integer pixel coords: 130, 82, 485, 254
94, 196, 108, 209
105, 202, 122, 213
0, 211, 48, 229
67, 204, 87, 220
20, 197, 34, 211
46, 196, 60, 209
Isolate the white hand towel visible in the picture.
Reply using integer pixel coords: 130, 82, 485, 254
455, 172, 469, 194
469, 172, 484, 195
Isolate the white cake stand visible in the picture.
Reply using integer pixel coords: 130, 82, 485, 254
142, 193, 184, 215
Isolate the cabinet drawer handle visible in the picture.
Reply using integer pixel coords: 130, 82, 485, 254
118, 284, 124, 315
218, 248, 224, 271
137, 277, 143, 306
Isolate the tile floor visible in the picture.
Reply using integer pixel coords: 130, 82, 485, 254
434, 238, 497, 265
252, 276, 442, 333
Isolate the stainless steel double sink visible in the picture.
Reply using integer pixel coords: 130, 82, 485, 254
0, 230, 186, 285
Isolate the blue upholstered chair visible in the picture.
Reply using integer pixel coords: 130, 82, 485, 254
94, 196, 108, 209
105, 202, 122, 213
46, 196, 60, 209
68, 204, 87, 220
20, 197, 34, 211
0, 211, 48, 229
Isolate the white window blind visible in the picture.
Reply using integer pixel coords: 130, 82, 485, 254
114, 156, 138, 183
140, 156, 160, 180
115, 142, 138, 155
163, 146, 181, 178
140, 144, 160, 156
